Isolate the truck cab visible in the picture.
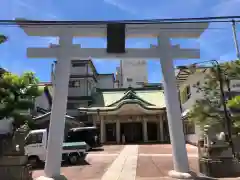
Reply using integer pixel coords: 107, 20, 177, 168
24, 129, 87, 167
25, 129, 47, 162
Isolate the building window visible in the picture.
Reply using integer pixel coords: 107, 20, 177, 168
69, 80, 81, 88
72, 63, 85, 67
136, 82, 144, 85
183, 120, 195, 134
127, 78, 133, 82
25, 132, 43, 145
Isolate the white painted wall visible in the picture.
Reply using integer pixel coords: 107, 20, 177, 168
68, 77, 98, 96
97, 75, 114, 89
121, 59, 148, 88
68, 78, 88, 96
180, 72, 240, 113
71, 66, 86, 75
179, 72, 205, 112
70, 62, 93, 75
179, 70, 240, 145
179, 71, 207, 145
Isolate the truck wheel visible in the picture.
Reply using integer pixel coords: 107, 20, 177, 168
68, 153, 79, 165
28, 156, 39, 168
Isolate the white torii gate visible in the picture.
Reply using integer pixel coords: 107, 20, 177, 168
17, 20, 209, 179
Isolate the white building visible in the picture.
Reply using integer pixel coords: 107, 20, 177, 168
176, 66, 240, 145
34, 59, 115, 125
115, 59, 148, 88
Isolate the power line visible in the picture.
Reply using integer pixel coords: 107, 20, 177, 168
0, 15, 240, 25
0, 24, 229, 31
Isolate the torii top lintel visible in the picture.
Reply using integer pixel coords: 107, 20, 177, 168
16, 18, 209, 38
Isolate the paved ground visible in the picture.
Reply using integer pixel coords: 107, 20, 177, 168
32, 144, 239, 180
138, 144, 198, 155
33, 154, 117, 180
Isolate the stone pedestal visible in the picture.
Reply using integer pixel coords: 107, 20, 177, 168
198, 134, 240, 178
168, 170, 196, 179
0, 155, 32, 180
0, 125, 32, 180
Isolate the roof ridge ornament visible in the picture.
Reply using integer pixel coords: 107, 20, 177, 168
124, 86, 136, 94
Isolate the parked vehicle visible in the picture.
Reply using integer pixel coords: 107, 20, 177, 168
24, 129, 87, 167
65, 126, 102, 151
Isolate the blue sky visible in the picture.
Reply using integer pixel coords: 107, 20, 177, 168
0, 0, 240, 82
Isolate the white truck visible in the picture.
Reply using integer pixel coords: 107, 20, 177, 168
24, 129, 87, 167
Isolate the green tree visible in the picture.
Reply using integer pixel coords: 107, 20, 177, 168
0, 71, 43, 129
227, 96, 240, 131
0, 34, 7, 44
188, 60, 240, 132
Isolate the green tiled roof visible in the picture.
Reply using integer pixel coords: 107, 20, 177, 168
101, 89, 165, 108
79, 88, 166, 113
136, 90, 165, 107
102, 91, 126, 106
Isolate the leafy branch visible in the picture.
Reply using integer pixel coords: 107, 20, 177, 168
188, 60, 240, 132
0, 71, 43, 129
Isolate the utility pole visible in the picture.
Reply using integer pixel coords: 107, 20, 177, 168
232, 19, 240, 59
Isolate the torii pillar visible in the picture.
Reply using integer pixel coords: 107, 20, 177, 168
44, 32, 73, 178
155, 34, 192, 179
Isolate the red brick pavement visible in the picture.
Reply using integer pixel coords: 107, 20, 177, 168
32, 155, 116, 180
88, 144, 124, 154
32, 144, 199, 180
136, 156, 199, 178
138, 144, 198, 154
32, 144, 240, 180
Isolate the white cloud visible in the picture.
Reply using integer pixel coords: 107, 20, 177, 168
197, 0, 240, 60
14, 0, 59, 19
211, 0, 240, 16
103, 0, 138, 15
